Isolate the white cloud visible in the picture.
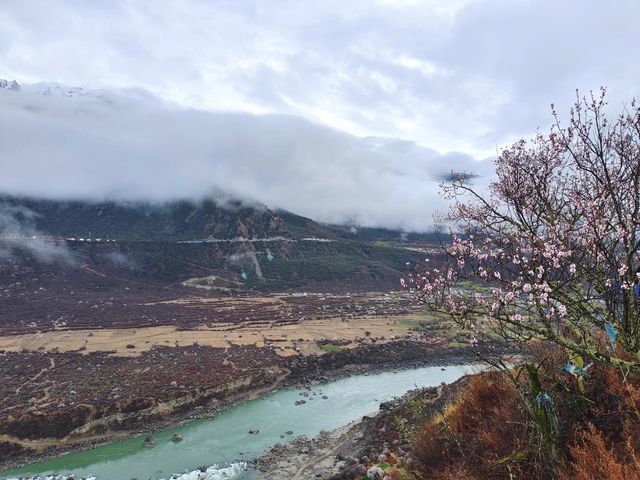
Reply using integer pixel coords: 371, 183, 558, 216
0, 202, 74, 263
3, 0, 638, 158
0, 85, 490, 231
1, 0, 639, 228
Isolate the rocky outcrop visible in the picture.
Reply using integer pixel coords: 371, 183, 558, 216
254, 422, 366, 479
1, 367, 283, 444
2, 404, 99, 440
286, 341, 475, 383
75, 367, 282, 437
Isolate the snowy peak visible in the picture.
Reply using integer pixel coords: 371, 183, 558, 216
0, 79, 20, 90
0, 78, 162, 109
23, 81, 99, 98
0, 79, 93, 97
0, 78, 110, 100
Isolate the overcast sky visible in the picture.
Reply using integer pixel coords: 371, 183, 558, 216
1, 0, 639, 230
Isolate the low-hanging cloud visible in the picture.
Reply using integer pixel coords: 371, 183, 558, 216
0, 84, 491, 231
0, 202, 74, 263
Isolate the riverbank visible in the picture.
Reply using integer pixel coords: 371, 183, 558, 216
1, 342, 485, 473
252, 373, 472, 479
253, 418, 368, 479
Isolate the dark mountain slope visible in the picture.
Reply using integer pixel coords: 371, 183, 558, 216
0, 195, 439, 294
0, 196, 290, 241
274, 209, 337, 240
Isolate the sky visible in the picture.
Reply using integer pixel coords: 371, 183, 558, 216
1, 0, 640, 230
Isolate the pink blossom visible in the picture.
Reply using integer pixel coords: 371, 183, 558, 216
403, 90, 640, 369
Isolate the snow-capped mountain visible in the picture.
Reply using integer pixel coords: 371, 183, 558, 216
0, 79, 20, 90
0, 78, 162, 110
0, 78, 120, 101
24, 82, 91, 97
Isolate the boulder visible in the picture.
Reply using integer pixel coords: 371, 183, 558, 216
367, 466, 385, 479
143, 436, 156, 448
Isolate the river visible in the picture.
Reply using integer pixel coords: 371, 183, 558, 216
2, 364, 483, 480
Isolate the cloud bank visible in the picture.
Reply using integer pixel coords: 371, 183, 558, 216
0, 84, 490, 231
4, 1, 636, 230
2, 0, 640, 157
0, 202, 74, 263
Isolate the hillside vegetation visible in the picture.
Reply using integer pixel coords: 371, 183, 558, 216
0, 195, 437, 293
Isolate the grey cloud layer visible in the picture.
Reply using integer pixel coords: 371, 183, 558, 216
0, 86, 489, 231
2, 0, 636, 229
3, 0, 639, 157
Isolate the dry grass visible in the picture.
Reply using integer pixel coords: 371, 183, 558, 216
411, 343, 640, 480
558, 363, 640, 480
412, 372, 538, 480
558, 424, 640, 480
0, 315, 414, 357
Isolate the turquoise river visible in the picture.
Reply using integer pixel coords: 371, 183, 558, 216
1, 364, 482, 480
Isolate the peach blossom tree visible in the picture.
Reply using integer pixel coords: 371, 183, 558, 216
404, 89, 640, 372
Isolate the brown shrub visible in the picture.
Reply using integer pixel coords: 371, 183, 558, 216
412, 372, 538, 480
558, 423, 640, 480
558, 362, 640, 480
411, 342, 640, 480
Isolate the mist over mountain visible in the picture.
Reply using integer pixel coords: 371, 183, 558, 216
0, 79, 491, 232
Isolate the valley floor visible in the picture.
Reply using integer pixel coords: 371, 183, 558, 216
0, 287, 475, 470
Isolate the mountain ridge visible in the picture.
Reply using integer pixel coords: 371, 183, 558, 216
0, 194, 439, 293
0, 194, 292, 242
